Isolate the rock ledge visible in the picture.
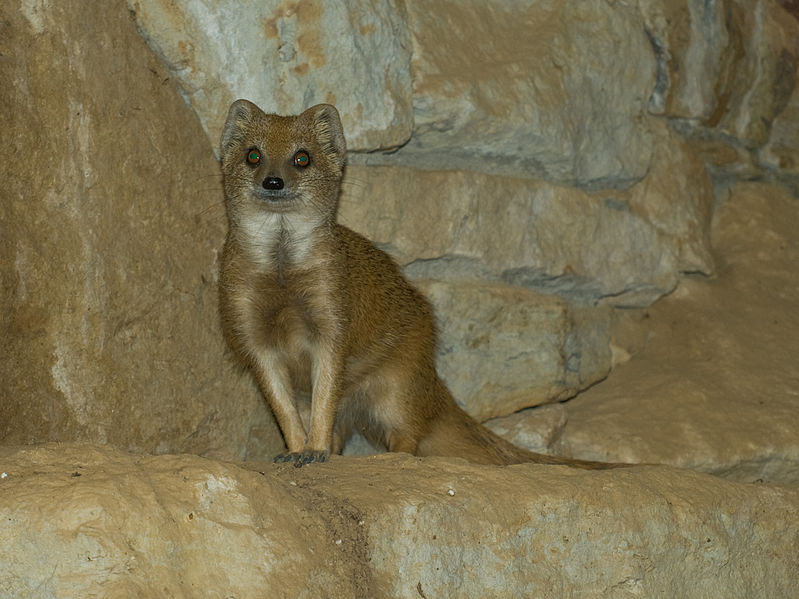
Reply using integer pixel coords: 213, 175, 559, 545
1, 444, 796, 598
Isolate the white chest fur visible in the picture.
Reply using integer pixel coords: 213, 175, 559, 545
238, 211, 318, 269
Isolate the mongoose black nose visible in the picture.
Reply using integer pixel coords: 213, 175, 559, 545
262, 176, 284, 190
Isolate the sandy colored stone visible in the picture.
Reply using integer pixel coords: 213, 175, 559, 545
484, 403, 568, 453
717, 0, 799, 148
340, 157, 713, 307
417, 281, 611, 420
760, 76, 799, 178
370, 0, 655, 188
1, 444, 797, 598
0, 444, 362, 597
639, 0, 739, 119
618, 121, 715, 274
642, 0, 798, 144
553, 183, 799, 483
0, 1, 279, 459
640, 0, 798, 183
127, 0, 413, 152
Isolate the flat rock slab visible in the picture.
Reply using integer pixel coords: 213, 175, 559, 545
1, 444, 797, 598
339, 149, 713, 308
553, 182, 799, 484
394, 0, 655, 188
418, 281, 612, 420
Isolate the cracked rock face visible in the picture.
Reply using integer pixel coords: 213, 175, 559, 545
418, 281, 612, 421
0, 1, 282, 459
1, 444, 798, 598
339, 130, 715, 308
387, 0, 656, 188
548, 183, 799, 483
126, 0, 414, 152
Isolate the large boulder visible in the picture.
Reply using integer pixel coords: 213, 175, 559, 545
419, 281, 611, 420
340, 125, 714, 308
0, 1, 280, 459
539, 183, 799, 483
368, 0, 655, 188
127, 0, 414, 152
1, 444, 797, 598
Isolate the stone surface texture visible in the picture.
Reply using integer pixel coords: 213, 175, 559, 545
642, 0, 799, 180
761, 78, 799, 182
127, 0, 414, 152
387, 0, 656, 188
1, 444, 797, 598
538, 183, 799, 484
3, 0, 797, 457
484, 403, 569, 454
0, 1, 281, 459
3, 1, 799, 594
127, 0, 798, 187
639, 0, 736, 120
418, 281, 611, 420
340, 126, 715, 309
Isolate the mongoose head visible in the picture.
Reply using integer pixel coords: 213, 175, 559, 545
220, 100, 346, 223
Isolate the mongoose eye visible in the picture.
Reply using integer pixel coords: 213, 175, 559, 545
246, 148, 261, 166
294, 150, 310, 168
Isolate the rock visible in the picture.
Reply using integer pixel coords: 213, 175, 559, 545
760, 75, 799, 181
3, 0, 794, 499
643, 0, 798, 143
716, 0, 798, 148
484, 403, 568, 453
616, 121, 715, 274
1, 444, 797, 598
124, 0, 798, 191
417, 281, 611, 420
639, 0, 740, 119
0, 1, 279, 460
127, 0, 414, 152
340, 159, 713, 307
128, 0, 657, 188
0, 444, 360, 597
553, 183, 799, 483
361, 0, 656, 188
642, 0, 799, 178
0, 0, 714, 462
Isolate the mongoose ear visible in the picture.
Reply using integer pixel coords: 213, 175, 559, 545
306, 104, 346, 170
220, 99, 262, 158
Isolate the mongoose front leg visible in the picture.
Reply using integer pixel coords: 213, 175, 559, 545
250, 353, 308, 457
292, 344, 342, 465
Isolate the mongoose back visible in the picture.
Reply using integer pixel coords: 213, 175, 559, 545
218, 99, 617, 468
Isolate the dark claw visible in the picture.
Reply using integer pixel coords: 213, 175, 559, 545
273, 452, 296, 464
295, 450, 329, 467
273, 450, 329, 467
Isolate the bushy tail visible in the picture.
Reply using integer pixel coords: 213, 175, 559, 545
417, 402, 625, 469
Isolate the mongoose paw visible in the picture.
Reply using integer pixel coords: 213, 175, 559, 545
273, 450, 329, 467
296, 449, 329, 467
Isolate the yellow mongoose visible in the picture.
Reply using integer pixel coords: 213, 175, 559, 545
218, 100, 616, 468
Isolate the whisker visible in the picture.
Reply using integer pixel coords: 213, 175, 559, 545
195, 172, 223, 181
341, 174, 367, 188
194, 199, 226, 219
186, 171, 227, 221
